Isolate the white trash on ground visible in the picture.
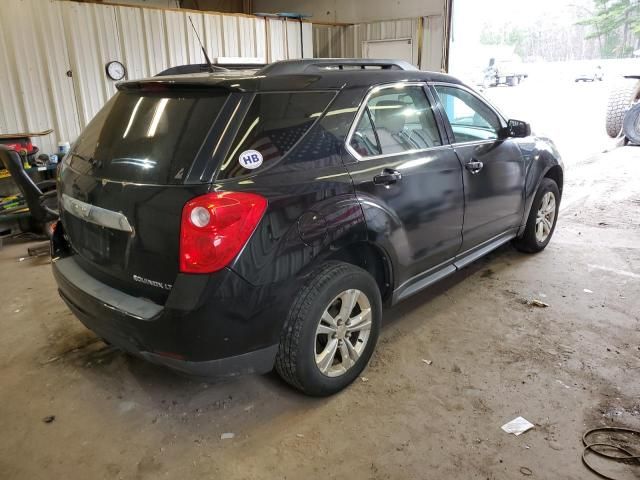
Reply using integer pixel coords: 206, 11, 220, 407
501, 416, 535, 436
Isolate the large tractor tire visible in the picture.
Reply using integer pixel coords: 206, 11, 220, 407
606, 79, 640, 138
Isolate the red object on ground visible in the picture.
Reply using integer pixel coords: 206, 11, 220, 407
0, 137, 36, 154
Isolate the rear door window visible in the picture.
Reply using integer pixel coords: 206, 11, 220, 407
349, 84, 442, 158
349, 108, 381, 157
218, 91, 336, 179
68, 91, 228, 184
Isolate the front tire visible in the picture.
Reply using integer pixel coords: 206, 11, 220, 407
513, 178, 560, 253
275, 262, 382, 396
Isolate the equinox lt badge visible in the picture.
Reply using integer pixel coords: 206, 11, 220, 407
132, 275, 172, 290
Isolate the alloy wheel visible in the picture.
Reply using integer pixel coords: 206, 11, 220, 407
536, 191, 556, 243
315, 289, 372, 377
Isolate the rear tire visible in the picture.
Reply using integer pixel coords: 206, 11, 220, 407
513, 178, 560, 253
606, 80, 640, 138
275, 261, 382, 396
623, 103, 640, 144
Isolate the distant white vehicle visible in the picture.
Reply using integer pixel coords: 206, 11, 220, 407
575, 65, 604, 82
483, 57, 528, 87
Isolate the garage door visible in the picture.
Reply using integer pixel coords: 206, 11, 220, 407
363, 39, 413, 65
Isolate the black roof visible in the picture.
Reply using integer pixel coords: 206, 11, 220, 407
118, 59, 463, 93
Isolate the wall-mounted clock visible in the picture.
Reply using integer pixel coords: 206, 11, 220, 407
105, 61, 126, 81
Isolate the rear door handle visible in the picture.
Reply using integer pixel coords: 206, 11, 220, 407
373, 169, 402, 186
465, 160, 484, 174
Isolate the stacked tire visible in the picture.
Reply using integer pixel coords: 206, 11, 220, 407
606, 79, 640, 138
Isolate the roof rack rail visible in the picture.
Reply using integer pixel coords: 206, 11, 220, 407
259, 59, 418, 76
156, 62, 266, 77
156, 64, 228, 76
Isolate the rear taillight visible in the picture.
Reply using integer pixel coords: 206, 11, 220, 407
179, 192, 267, 274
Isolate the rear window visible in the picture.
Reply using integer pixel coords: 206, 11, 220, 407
218, 91, 335, 179
67, 91, 227, 184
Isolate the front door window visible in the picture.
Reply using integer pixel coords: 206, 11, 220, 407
434, 85, 501, 143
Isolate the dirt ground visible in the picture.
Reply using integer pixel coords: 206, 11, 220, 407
1, 146, 639, 480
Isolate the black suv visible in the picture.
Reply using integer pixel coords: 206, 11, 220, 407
51, 59, 563, 396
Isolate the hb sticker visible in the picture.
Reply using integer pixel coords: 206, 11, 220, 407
239, 150, 263, 169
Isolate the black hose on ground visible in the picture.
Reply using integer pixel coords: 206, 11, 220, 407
582, 427, 640, 480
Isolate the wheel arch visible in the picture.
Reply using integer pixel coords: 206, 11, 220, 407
544, 164, 563, 198
517, 144, 564, 237
325, 241, 394, 304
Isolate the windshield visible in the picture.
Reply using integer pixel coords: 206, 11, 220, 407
67, 90, 228, 184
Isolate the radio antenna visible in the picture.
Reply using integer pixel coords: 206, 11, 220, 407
188, 16, 214, 73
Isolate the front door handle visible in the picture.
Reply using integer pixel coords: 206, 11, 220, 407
465, 160, 484, 174
373, 168, 402, 186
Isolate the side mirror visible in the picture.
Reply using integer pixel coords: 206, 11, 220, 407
502, 119, 531, 138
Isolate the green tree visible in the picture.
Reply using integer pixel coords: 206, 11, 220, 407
479, 23, 529, 58
576, 0, 640, 57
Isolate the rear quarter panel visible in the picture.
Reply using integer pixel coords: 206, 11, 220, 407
219, 87, 368, 286
211, 130, 365, 348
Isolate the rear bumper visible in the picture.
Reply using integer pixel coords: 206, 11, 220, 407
139, 346, 278, 378
52, 255, 280, 378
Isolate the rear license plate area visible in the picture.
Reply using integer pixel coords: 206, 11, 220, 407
65, 214, 128, 267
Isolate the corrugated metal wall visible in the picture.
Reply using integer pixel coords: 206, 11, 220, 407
0, 0, 312, 154
421, 15, 444, 73
313, 16, 444, 72
347, 19, 419, 59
